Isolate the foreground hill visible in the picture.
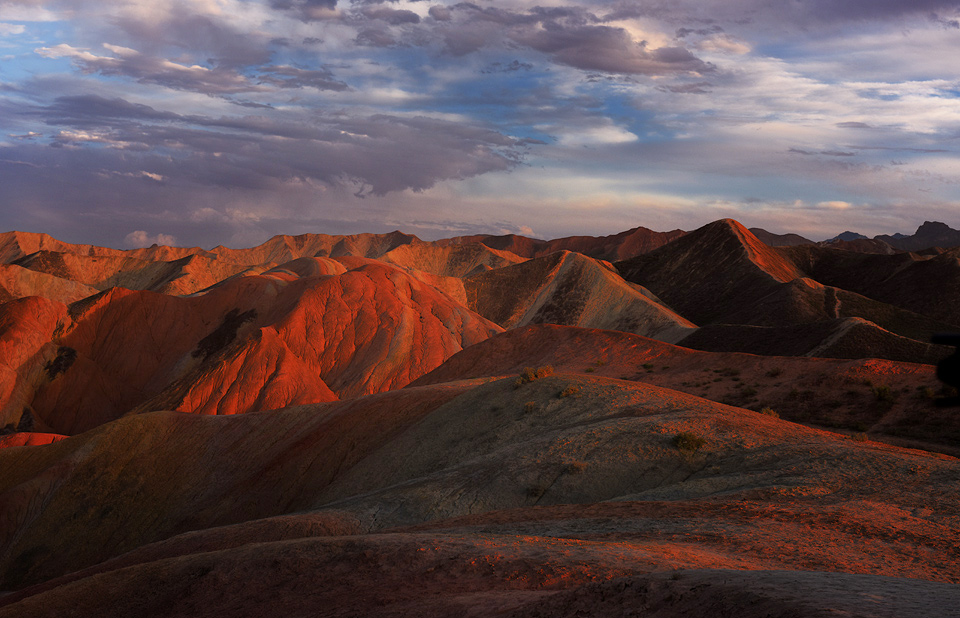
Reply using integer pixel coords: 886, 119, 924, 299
413, 325, 954, 449
0, 356, 957, 615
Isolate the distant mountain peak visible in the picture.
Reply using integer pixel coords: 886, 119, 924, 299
917, 220, 953, 233
826, 231, 868, 242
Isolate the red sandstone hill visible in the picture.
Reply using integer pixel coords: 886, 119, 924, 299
12, 250, 266, 296
4, 260, 500, 435
615, 219, 806, 325
616, 220, 957, 362
781, 244, 960, 327
465, 251, 697, 343
0, 263, 98, 305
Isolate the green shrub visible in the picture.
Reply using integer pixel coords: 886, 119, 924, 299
672, 432, 706, 452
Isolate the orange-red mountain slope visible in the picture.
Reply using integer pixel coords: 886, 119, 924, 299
12, 250, 267, 297
0, 297, 69, 432
11, 259, 501, 435
0, 263, 98, 305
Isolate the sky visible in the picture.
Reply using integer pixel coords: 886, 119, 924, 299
1, 0, 959, 248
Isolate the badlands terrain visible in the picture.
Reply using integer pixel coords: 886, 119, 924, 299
0, 219, 959, 616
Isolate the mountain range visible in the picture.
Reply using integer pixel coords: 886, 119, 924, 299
0, 219, 959, 617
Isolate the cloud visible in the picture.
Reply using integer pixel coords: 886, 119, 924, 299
25, 93, 527, 193
428, 5, 451, 22
512, 25, 712, 75
428, 5, 713, 76
360, 6, 420, 25
269, 0, 339, 21
816, 201, 853, 210
3, 0, 960, 249
36, 43, 262, 95
0, 23, 26, 36
255, 65, 349, 90
124, 230, 177, 247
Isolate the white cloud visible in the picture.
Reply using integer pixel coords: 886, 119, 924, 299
124, 230, 177, 248
817, 200, 853, 210
0, 22, 25, 35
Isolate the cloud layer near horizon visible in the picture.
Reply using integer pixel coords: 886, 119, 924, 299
1, 0, 960, 247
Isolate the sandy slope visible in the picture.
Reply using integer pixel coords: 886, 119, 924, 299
0, 371, 957, 616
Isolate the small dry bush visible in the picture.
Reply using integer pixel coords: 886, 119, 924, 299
558, 385, 582, 398
523, 401, 539, 414
759, 407, 779, 418
515, 365, 554, 388
672, 431, 706, 452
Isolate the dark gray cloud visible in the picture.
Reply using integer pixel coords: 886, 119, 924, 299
37, 44, 350, 96
361, 6, 421, 25
256, 65, 349, 90
22, 94, 525, 195
480, 60, 534, 74
789, 148, 857, 157
270, 0, 338, 21
428, 5, 451, 21
355, 28, 398, 47
415, 4, 714, 76
661, 81, 713, 94
514, 25, 711, 75
113, 12, 272, 68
